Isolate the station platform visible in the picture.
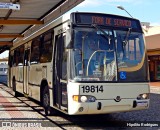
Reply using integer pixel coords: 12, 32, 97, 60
0, 84, 60, 129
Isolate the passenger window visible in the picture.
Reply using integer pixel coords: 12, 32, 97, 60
40, 32, 53, 63
18, 46, 24, 66
30, 38, 41, 64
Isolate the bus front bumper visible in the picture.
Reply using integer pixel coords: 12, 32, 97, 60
68, 99, 149, 115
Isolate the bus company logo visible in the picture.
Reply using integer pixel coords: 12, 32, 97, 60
114, 96, 121, 102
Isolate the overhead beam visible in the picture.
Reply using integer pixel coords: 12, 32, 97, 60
0, 42, 13, 46
43, 0, 85, 23
0, 34, 24, 38
0, 20, 44, 25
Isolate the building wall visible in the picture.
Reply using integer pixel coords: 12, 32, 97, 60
145, 26, 160, 81
148, 55, 160, 81
146, 34, 160, 50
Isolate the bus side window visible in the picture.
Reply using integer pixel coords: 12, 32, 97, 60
18, 45, 24, 66
13, 50, 17, 67
30, 38, 41, 64
40, 31, 53, 63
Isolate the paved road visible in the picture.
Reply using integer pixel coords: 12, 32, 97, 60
0, 84, 160, 130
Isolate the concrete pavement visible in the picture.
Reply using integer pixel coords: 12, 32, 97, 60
0, 84, 61, 130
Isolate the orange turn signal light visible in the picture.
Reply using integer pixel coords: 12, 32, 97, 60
73, 95, 79, 102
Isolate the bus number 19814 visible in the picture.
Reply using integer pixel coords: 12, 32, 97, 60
81, 85, 104, 93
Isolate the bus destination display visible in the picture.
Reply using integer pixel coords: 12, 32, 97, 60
73, 13, 141, 31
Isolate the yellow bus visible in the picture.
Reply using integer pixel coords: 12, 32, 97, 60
8, 12, 150, 115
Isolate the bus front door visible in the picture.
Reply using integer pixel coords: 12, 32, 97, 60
23, 49, 30, 95
54, 34, 67, 110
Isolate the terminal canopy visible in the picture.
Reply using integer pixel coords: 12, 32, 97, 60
0, 0, 84, 54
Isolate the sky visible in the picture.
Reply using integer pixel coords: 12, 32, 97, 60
0, 0, 159, 58
69, 0, 160, 26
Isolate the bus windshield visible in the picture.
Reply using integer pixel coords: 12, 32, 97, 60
70, 27, 145, 82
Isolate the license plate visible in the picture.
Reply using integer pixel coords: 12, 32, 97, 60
137, 101, 148, 107
80, 85, 104, 93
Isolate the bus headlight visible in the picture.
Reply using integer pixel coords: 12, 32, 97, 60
80, 96, 88, 102
137, 93, 149, 100
73, 95, 96, 102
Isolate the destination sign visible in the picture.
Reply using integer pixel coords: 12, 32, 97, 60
72, 13, 141, 31
92, 16, 131, 27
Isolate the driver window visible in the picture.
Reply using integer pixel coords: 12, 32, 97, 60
84, 38, 98, 59
83, 33, 99, 75
74, 31, 83, 75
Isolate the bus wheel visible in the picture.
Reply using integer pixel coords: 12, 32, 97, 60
42, 86, 50, 116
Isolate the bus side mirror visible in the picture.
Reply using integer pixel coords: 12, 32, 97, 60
66, 29, 73, 49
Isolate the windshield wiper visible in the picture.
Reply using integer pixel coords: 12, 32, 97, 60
92, 24, 111, 42
92, 24, 112, 49
123, 28, 132, 47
